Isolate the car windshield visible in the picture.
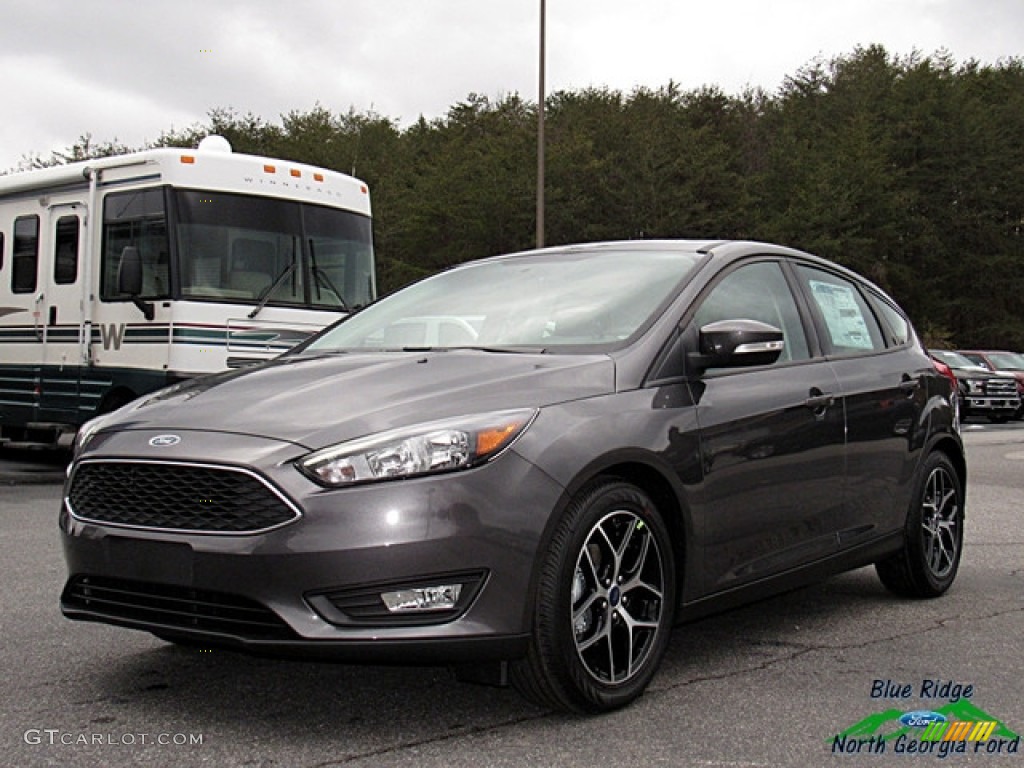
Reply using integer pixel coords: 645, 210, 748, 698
983, 352, 1024, 371
303, 247, 703, 353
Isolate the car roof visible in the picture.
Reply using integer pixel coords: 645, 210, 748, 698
469, 239, 898, 304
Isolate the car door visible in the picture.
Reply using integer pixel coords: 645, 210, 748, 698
685, 259, 846, 594
791, 264, 927, 544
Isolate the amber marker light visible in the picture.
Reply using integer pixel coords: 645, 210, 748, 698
180, 155, 196, 164
263, 164, 276, 173
313, 173, 325, 182
290, 169, 301, 178
476, 422, 525, 455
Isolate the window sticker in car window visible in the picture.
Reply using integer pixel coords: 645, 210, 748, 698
808, 280, 874, 350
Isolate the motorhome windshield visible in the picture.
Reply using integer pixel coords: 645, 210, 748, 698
175, 190, 374, 310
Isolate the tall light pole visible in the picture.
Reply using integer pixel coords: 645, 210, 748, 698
536, 0, 546, 248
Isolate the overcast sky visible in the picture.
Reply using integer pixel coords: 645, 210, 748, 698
1, 0, 1021, 171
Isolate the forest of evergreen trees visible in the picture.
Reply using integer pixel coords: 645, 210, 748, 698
17, 46, 1024, 348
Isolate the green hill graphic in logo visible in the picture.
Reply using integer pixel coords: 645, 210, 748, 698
833, 700, 1020, 742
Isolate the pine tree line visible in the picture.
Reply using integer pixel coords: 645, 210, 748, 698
17, 46, 1024, 348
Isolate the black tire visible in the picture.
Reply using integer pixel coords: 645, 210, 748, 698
876, 452, 964, 598
511, 480, 676, 713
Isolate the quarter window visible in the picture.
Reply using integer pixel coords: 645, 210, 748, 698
12, 215, 39, 294
869, 293, 911, 347
797, 266, 885, 355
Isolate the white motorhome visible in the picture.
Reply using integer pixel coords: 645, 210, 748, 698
0, 136, 375, 448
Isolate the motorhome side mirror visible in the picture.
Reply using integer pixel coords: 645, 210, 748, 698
688, 319, 785, 372
117, 247, 143, 296
117, 247, 155, 321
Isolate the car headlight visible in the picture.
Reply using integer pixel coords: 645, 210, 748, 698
296, 409, 537, 487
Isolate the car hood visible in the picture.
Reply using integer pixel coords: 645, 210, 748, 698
992, 370, 1024, 383
105, 351, 617, 450
949, 365, 1013, 379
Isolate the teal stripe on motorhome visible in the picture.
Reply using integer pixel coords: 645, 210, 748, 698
4, 324, 299, 350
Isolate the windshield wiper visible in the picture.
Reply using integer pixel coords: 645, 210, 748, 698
248, 261, 298, 319
310, 239, 350, 312
466, 346, 547, 354
396, 345, 547, 354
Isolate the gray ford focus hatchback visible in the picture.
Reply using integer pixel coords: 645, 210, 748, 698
61, 240, 965, 713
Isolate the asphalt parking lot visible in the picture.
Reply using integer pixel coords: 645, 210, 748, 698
2, 421, 1022, 767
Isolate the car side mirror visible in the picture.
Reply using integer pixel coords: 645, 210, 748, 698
688, 319, 784, 373
117, 246, 155, 321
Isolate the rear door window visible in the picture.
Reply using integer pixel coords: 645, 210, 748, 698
796, 266, 885, 355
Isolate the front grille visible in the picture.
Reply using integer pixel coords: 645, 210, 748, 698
984, 378, 1017, 397
63, 575, 296, 639
68, 461, 300, 534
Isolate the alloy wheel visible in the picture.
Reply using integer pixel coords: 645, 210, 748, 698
920, 465, 960, 579
571, 509, 665, 685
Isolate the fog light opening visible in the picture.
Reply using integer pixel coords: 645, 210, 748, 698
381, 584, 463, 613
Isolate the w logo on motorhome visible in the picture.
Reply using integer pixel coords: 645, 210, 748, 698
100, 323, 126, 351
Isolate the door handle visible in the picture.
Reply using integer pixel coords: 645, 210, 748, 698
899, 376, 919, 396
804, 388, 835, 416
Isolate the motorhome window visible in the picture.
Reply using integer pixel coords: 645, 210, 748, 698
101, 188, 170, 300
12, 215, 39, 294
54, 215, 80, 284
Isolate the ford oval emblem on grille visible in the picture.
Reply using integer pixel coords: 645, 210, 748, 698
149, 434, 181, 447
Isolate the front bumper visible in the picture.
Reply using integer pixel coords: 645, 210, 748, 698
59, 430, 563, 662
964, 396, 1020, 413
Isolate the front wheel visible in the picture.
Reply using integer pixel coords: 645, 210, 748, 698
512, 480, 676, 713
876, 452, 964, 598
